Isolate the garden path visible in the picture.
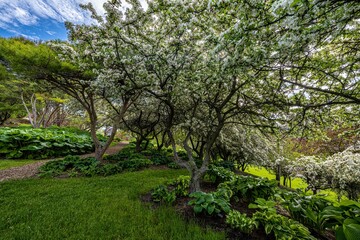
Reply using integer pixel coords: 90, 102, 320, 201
0, 142, 128, 182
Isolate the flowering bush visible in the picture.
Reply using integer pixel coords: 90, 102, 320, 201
287, 155, 329, 194
323, 147, 360, 200
289, 145, 360, 199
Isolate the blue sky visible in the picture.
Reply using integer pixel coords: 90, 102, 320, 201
0, 0, 108, 40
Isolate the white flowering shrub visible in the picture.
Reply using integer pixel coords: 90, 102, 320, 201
289, 145, 360, 199
287, 155, 329, 194
323, 147, 360, 200
214, 125, 277, 171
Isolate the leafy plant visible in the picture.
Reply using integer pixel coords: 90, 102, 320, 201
205, 165, 236, 184
167, 175, 190, 197
279, 190, 338, 232
0, 127, 103, 159
226, 210, 258, 234
151, 185, 176, 204
250, 198, 316, 240
167, 162, 181, 169
331, 200, 360, 240
188, 190, 231, 217
39, 156, 99, 177
224, 175, 278, 201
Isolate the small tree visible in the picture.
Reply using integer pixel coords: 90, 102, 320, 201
323, 146, 360, 200
213, 124, 276, 171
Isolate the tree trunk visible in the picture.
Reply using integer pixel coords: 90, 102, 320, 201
189, 170, 204, 193
276, 165, 281, 186
135, 137, 142, 152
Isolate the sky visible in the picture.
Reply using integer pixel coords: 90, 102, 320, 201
0, 0, 129, 41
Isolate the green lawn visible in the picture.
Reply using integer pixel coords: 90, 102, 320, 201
246, 166, 345, 202
0, 160, 38, 170
0, 169, 224, 240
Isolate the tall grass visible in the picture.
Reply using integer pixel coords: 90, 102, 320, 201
0, 169, 224, 240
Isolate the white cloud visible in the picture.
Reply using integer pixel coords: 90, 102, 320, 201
0, 0, 107, 30
14, 6, 39, 25
0, 0, 148, 38
46, 30, 56, 35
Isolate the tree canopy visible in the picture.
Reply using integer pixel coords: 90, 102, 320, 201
0, 0, 359, 192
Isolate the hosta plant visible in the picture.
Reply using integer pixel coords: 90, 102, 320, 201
151, 185, 176, 205
226, 210, 258, 234
0, 127, 101, 159
188, 190, 231, 217
250, 198, 316, 240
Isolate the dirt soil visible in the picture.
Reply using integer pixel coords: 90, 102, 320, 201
0, 142, 128, 182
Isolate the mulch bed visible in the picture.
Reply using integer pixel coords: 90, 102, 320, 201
141, 181, 274, 240
141, 179, 337, 240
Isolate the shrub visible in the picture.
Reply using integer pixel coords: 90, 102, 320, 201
250, 198, 316, 240
167, 175, 190, 197
279, 191, 336, 232
39, 156, 99, 177
151, 184, 176, 204
213, 160, 235, 171
225, 175, 278, 201
97, 164, 123, 176
150, 152, 172, 165
0, 127, 103, 159
39, 155, 152, 178
328, 200, 360, 240
226, 210, 258, 234
205, 165, 236, 184
167, 162, 181, 169
188, 189, 232, 217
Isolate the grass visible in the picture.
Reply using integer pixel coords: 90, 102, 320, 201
0, 160, 38, 170
0, 169, 224, 240
246, 166, 346, 202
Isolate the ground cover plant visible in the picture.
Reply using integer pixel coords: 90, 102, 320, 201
38, 142, 175, 177
150, 165, 360, 240
0, 169, 224, 239
0, 127, 104, 159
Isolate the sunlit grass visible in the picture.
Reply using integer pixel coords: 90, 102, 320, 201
0, 169, 224, 240
245, 165, 346, 202
0, 160, 38, 170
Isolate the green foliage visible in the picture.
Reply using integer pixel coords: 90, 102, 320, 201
0, 169, 224, 239
117, 158, 153, 171
205, 165, 236, 184
167, 162, 181, 169
38, 156, 99, 177
0, 127, 101, 159
213, 160, 235, 171
226, 210, 258, 234
39, 154, 152, 178
105, 144, 172, 167
151, 176, 190, 205
221, 174, 278, 201
279, 191, 338, 232
188, 189, 231, 217
167, 175, 190, 197
151, 184, 177, 205
331, 200, 360, 240
97, 164, 123, 177
250, 198, 316, 240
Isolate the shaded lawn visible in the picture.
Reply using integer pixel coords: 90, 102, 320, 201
0, 160, 38, 170
0, 169, 224, 240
